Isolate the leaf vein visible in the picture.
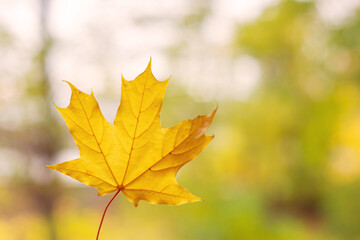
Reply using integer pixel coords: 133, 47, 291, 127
58, 168, 117, 188
74, 91, 119, 186
61, 111, 94, 136
124, 117, 210, 187
124, 188, 194, 199
73, 134, 101, 153
121, 70, 150, 186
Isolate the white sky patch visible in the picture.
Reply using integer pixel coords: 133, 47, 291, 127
0, 0, 40, 49
203, 0, 279, 45
231, 56, 262, 100
2, 0, 359, 106
47, 0, 275, 103
0, 0, 40, 88
316, 0, 360, 25
215, 0, 279, 23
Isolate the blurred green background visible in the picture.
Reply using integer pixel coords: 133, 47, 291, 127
1, 0, 360, 239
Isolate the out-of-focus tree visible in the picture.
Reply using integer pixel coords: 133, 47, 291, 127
0, 0, 63, 239
324, 7, 360, 239
232, 0, 360, 238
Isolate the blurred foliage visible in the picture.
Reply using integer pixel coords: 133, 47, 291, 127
231, 0, 360, 239
1, 0, 360, 239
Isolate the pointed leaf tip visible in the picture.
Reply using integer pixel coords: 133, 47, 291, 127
146, 58, 152, 71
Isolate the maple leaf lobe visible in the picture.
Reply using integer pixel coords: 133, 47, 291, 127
47, 60, 216, 206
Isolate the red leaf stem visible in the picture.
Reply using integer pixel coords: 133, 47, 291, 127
96, 189, 121, 240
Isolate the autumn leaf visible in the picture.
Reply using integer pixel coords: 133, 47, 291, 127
47, 60, 215, 238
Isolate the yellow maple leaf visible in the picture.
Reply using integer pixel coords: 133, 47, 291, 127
47, 60, 216, 207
